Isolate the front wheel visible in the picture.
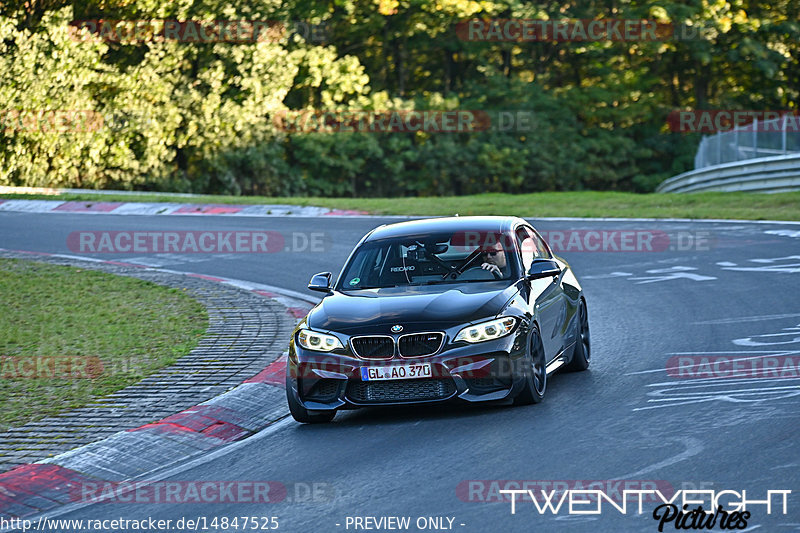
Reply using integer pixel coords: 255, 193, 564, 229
564, 299, 590, 372
286, 377, 336, 423
514, 324, 547, 405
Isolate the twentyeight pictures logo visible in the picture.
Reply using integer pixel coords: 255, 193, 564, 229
458, 481, 790, 531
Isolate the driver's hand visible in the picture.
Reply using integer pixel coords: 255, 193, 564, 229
480, 263, 501, 276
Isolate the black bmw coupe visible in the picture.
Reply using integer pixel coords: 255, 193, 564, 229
286, 216, 590, 422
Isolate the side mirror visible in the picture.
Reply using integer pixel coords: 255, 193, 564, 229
526, 259, 560, 281
308, 272, 333, 293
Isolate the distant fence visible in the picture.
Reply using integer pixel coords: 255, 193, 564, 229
658, 114, 800, 193
694, 115, 800, 169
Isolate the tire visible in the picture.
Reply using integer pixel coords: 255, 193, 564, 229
514, 324, 547, 405
286, 377, 336, 423
564, 299, 590, 372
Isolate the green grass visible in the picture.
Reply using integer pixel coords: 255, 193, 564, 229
2, 190, 799, 220
0, 259, 207, 431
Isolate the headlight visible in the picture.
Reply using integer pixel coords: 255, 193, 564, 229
297, 329, 343, 352
454, 317, 517, 343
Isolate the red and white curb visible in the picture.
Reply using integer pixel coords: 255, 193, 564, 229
3, 198, 800, 225
0, 249, 316, 523
0, 199, 367, 217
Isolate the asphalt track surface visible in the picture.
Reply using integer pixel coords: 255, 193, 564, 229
1, 211, 799, 532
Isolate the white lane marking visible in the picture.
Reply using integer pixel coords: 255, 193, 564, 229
634, 384, 800, 411
751, 255, 800, 263
629, 266, 717, 284
765, 229, 800, 238
647, 384, 800, 396
50, 253, 105, 262
695, 313, 800, 325
734, 326, 800, 347
581, 271, 633, 279
615, 436, 703, 479
646, 377, 800, 387
662, 350, 800, 354
720, 256, 800, 273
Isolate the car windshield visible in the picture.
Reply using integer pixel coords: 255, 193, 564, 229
338, 231, 517, 290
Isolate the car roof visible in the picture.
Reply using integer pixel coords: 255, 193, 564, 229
365, 216, 526, 242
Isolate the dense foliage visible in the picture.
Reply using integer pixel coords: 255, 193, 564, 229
1, 0, 797, 195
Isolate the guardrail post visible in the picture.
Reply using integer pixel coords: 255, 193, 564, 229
752, 117, 758, 159
781, 114, 787, 155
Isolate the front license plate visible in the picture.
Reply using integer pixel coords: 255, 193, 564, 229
361, 363, 432, 381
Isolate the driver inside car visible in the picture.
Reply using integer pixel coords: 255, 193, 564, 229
480, 241, 507, 278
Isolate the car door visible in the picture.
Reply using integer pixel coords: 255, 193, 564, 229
517, 226, 567, 361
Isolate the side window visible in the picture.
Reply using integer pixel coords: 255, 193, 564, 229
529, 229, 551, 259
516, 227, 549, 272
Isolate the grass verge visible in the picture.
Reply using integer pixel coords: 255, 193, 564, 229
0, 259, 207, 431
2, 191, 799, 220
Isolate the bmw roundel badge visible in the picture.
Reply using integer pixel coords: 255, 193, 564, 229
391, 324, 403, 333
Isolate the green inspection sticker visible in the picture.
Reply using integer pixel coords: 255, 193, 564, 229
349, 277, 360, 285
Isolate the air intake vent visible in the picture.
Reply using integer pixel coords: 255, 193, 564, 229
398, 332, 444, 357
346, 379, 456, 403
351, 336, 394, 359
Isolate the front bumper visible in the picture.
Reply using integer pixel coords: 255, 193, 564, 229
286, 326, 529, 411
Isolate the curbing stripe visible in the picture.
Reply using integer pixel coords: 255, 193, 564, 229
141, 405, 251, 443
186, 272, 226, 282
0, 249, 307, 521
0, 464, 102, 516
244, 355, 287, 388
286, 306, 310, 319
2, 198, 800, 224
0, 199, 367, 217
52, 201, 123, 213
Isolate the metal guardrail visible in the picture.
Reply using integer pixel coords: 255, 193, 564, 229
656, 153, 800, 193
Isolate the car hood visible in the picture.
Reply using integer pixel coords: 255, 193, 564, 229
306, 282, 520, 335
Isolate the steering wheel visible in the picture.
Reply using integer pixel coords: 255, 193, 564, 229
460, 264, 502, 281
